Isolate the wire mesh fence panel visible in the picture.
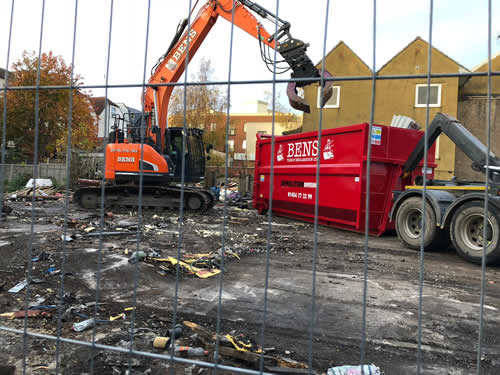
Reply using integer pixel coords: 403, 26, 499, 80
0, 1, 499, 375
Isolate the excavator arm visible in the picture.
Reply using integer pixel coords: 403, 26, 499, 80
144, 0, 333, 144
403, 113, 500, 184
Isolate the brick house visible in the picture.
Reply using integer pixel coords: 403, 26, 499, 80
208, 100, 301, 168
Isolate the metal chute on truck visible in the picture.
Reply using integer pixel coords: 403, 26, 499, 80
253, 113, 500, 265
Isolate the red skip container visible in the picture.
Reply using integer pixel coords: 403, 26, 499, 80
253, 123, 436, 236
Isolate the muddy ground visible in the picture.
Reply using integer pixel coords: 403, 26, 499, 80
0, 198, 499, 375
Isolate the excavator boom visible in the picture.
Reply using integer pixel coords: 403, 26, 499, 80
145, 0, 333, 140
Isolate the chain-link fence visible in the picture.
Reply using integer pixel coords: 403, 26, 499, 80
1, 0, 499, 374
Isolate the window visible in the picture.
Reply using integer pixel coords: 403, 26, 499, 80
415, 84, 441, 107
242, 140, 247, 150
229, 127, 236, 136
228, 140, 234, 151
210, 123, 216, 131
257, 130, 267, 135
317, 86, 340, 108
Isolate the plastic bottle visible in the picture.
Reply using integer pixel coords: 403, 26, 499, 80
175, 346, 208, 357
72, 318, 95, 332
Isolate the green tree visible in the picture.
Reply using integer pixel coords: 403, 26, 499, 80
1, 51, 98, 160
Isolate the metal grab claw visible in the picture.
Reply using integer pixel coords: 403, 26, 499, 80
286, 70, 334, 113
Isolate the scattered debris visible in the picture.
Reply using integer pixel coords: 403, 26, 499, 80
109, 313, 125, 321
226, 191, 253, 209
9, 185, 63, 200
217, 347, 263, 368
129, 251, 147, 264
1, 191, 483, 374
151, 256, 221, 279
266, 367, 315, 375
178, 321, 308, 370
278, 357, 308, 369
0, 310, 51, 319
26, 178, 53, 188
72, 318, 96, 332
8, 280, 28, 293
225, 334, 261, 353
86, 231, 136, 237
153, 325, 184, 349
174, 346, 208, 357
327, 364, 381, 375
32, 251, 50, 262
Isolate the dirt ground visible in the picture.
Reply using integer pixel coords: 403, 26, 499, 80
0, 198, 500, 375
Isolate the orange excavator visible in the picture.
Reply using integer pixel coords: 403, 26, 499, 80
74, 0, 333, 212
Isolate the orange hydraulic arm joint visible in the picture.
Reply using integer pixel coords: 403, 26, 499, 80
144, 0, 333, 143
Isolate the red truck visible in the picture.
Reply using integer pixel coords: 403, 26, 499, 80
253, 113, 500, 265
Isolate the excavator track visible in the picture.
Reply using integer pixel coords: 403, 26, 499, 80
73, 185, 215, 213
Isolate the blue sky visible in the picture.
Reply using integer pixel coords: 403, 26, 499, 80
1, 0, 498, 112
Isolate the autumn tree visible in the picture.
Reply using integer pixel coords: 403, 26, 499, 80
0, 51, 98, 161
168, 57, 228, 152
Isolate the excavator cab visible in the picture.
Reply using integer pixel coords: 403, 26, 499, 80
165, 128, 206, 183
108, 115, 126, 144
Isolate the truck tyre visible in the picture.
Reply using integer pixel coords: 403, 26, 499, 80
396, 197, 449, 251
450, 201, 500, 265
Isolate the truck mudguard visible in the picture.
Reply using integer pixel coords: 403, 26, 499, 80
390, 189, 456, 227
441, 193, 500, 229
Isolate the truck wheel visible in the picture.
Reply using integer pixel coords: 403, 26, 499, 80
450, 201, 500, 264
396, 197, 449, 251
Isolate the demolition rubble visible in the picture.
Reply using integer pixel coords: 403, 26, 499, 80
1, 187, 500, 374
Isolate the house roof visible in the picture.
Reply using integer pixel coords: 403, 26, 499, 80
126, 106, 141, 115
89, 96, 119, 116
377, 36, 469, 73
470, 50, 500, 72
316, 41, 372, 72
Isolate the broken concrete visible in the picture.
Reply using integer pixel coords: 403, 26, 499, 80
0, 199, 499, 374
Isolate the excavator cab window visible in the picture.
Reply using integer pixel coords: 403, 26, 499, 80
188, 130, 205, 180
108, 115, 125, 144
167, 129, 187, 179
166, 128, 205, 182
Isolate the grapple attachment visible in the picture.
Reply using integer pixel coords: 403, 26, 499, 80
287, 70, 334, 113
